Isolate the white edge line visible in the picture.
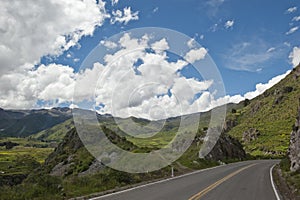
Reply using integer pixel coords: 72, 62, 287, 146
270, 164, 281, 200
89, 164, 225, 200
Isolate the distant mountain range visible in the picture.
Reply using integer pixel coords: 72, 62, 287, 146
1, 64, 299, 158
0, 107, 72, 137
1, 65, 299, 199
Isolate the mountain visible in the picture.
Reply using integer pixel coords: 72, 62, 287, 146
29, 119, 74, 143
0, 107, 72, 137
227, 65, 300, 157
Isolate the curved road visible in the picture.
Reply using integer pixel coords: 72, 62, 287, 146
91, 160, 280, 200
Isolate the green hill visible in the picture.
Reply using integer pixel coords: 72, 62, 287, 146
29, 119, 74, 143
227, 65, 300, 157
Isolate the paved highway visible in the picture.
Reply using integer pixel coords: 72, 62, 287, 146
91, 160, 280, 200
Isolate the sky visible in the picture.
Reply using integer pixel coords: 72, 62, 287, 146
0, 0, 300, 119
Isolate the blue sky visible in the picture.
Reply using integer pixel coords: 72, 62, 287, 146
1, 0, 300, 119
48, 0, 299, 96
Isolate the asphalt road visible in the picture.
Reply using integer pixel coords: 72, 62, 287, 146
91, 160, 280, 200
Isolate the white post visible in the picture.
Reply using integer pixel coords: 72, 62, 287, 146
171, 166, 174, 177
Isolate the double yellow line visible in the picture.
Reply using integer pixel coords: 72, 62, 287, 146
188, 163, 257, 200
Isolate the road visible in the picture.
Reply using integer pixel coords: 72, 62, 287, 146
91, 160, 280, 200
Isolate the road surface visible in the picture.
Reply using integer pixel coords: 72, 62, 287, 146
91, 160, 280, 200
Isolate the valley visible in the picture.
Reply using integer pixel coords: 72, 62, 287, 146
0, 64, 299, 199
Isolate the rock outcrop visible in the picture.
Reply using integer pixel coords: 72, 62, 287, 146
288, 107, 300, 172
205, 133, 246, 161
242, 128, 260, 143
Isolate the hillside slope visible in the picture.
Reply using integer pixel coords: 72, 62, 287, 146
29, 119, 74, 143
227, 65, 300, 157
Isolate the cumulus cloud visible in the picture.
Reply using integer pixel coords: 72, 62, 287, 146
74, 34, 215, 119
286, 26, 299, 35
110, 7, 139, 25
0, 0, 108, 75
224, 20, 234, 29
292, 16, 300, 22
151, 38, 170, 52
289, 46, 300, 67
100, 40, 118, 49
187, 38, 196, 49
184, 48, 208, 64
286, 6, 297, 14
0, 64, 76, 109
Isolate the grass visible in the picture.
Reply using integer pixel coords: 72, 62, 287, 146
0, 137, 53, 175
29, 119, 73, 142
276, 158, 300, 198
227, 67, 300, 157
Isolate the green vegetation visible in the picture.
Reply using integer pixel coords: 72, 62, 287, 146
0, 137, 53, 188
275, 158, 300, 198
29, 119, 73, 143
1, 66, 299, 199
227, 66, 300, 157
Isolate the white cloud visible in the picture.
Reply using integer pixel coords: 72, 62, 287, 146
0, 0, 108, 75
210, 70, 291, 108
0, 64, 76, 109
292, 16, 300, 22
153, 7, 159, 13
184, 48, 208, 64
151, 38, 170, 52
111, 0, 119, 6
289, 46, 300, 67
267, 47, 276, 53
244, 70, 290, 99
78, 35, 213, 119
200, 35, 205, 40
224, 20, 234, 29
111, 7, 139, 25
286, 26, 299, 35
74, 58, 80, 63
286, 6, 297, 14
187, 38, 196, 48
1, 24, 291, 120
100, 40, 118, 49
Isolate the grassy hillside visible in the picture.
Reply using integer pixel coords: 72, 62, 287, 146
29, 119, 74, 143
227, 65, 300, 157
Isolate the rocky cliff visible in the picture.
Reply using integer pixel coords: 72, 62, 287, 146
288, 106, 300, 172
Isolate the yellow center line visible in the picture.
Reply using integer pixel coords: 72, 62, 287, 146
188, 163, 257, 200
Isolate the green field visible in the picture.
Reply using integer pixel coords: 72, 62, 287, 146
0, 137, 53, 175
